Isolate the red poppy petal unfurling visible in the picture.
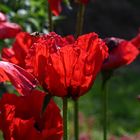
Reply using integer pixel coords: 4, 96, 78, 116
0, 22, 22, 39
0, 61, 38, 95
48, 0, 62, 16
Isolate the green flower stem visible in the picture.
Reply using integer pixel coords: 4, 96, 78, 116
63, 97, 68, 140
101, 70, 113, 140
74, 99, 79, 140
74, 3, 86, 140
48, 3, 53, 32
75, 3, 85, 38
101, 80, 108, 140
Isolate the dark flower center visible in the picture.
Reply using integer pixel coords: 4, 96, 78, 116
34, 122, 43, 132
104, 37, 123, 52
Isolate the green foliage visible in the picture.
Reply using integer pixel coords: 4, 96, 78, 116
0, 0, 49, 32
78, 64, 140, 139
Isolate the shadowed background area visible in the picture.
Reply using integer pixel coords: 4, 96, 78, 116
56, 0, 140, 40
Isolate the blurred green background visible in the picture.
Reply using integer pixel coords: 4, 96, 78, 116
0, 0, 140, 139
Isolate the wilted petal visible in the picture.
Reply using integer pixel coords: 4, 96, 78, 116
0, 61, 38, 95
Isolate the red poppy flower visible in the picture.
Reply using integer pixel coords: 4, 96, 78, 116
131, 33, 140, 52
0, 61, 38, 95
25, 32, 108, 98
48, 0, 62, 16
0, 90, 63, 140
0, 12, 7, 22
102, 37, 139, 70
2, 32, 39, 68
0, 22, 22, 39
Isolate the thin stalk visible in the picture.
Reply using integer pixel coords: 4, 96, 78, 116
75, 3, 85, 38
73, 3, 86, 140
48, 3, 53, 32
101, 80, 108, 140
74, 99, 79, 140
63, 97, 68, 140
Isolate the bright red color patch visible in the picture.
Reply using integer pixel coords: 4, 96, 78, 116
102, 37, 139, 70
0, 90, 63, 140
48, 0, 62, 16
131, 33, 140, 53
0, 61, 38, 95
26, 32, 108, 98
2, 32, 39, 68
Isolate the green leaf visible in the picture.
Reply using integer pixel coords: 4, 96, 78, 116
0, 4, 12, 12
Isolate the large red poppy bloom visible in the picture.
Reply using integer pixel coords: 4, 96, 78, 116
0, 61, 38, 95
0, 90, 63, 140
102, 37, 139, 70
48, 0, 62, 16
131, 33, 140, 53
25, 32, 108, 98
